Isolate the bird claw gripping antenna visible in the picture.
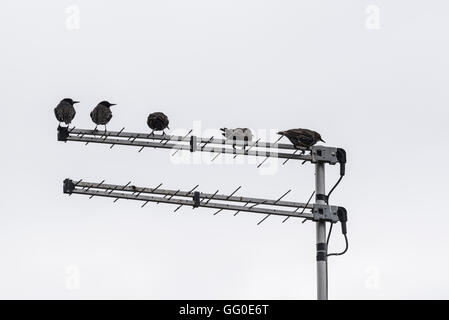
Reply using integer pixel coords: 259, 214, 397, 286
57, 126, 348, 300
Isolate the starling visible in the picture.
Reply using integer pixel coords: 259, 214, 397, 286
90, 101, 116, 132
277, 129, 325, 149
220, 128, 253, 149
54, 98, 79, 127
147, 112, 170, 135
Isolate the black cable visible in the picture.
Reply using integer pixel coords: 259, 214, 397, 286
326, 164, 348, 257
326, 208, 349, 257
326, 222, 334, 245
327, 234, 348, 257
326, 175, 343, 203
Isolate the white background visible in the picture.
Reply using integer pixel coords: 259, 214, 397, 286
0, 0, 448, 299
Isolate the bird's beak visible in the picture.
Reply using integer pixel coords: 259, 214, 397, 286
320, 138, 326, 143
277, 131, 284, 135
110, 103, 117, 106
220, 128, 225, 132
73, 101, 80, 104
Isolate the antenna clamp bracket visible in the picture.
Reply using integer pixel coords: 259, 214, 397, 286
312, 204, 340, 223
310, 146, 338, 165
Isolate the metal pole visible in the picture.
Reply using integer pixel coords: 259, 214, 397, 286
315, 162, 328, 300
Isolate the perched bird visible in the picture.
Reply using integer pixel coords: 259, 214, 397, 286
90, 101, 116, 132
147, 112, 170, 135
54, 98, 79, 127
220, 128, 253, 149
277, 129, 325, 149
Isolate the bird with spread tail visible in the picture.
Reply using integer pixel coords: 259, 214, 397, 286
54, 98, 79, 127
147, 112, 170, 135
90, 101, 116, 132
220, 128, 253, 150
277, 129, 325, 149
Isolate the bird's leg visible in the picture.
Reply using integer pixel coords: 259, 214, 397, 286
94, 125, 98, 131
150, 130, 155, 136
104, 125, 107, 133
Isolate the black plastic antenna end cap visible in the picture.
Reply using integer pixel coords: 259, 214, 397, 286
63, 179, 75, 194
58, 126, 69, 142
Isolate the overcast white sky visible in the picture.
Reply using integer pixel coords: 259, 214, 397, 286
0, 0, 448, 299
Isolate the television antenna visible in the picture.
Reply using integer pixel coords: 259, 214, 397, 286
57, 126, 348, 300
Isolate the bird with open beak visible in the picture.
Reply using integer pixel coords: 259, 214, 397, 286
54, 98, 79, 127
277, 128, 325, 149
90, 101, 116, 132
